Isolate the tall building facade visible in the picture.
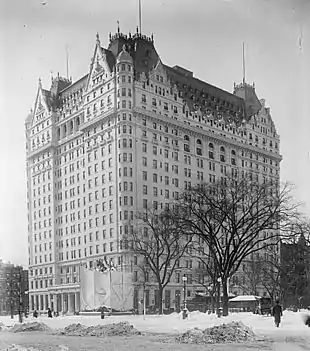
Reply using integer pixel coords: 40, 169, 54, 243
25, 29, 281, 313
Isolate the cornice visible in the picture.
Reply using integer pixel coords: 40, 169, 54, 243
133, 107, 282, 162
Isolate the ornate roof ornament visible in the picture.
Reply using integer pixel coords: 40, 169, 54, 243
96, 32, 100, 44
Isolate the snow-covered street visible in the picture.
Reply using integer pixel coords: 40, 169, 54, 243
1, 310, 310, 351
1, 310, 310, 335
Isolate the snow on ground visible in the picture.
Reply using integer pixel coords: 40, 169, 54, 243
1, 310, 310, 337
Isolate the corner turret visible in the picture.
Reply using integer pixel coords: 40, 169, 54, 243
233, 81, 261, 118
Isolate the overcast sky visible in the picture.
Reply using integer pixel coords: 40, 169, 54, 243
0, 0, 309, 266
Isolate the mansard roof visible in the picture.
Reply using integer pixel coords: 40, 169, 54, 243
108, 32, 159, 79
101, 48, 116, 71
41, 89, 54, 110
33, 30, 263, 122
165, 65, 245, 114
59, 74, 88, 97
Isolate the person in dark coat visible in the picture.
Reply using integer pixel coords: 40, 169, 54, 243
33, 310, 38, 318
47, 308, 52, 318
272, 300, 283, 327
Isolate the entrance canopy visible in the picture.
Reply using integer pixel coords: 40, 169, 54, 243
229, 295, 261, 302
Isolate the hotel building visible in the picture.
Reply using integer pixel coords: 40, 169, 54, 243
25, 28, 281, 313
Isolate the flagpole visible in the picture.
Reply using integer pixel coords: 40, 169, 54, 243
139, 0, 142, 34
242, 42, 246, 84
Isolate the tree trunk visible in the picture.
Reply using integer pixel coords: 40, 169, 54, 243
222, 278, 229, 317
158, 286, 164, 315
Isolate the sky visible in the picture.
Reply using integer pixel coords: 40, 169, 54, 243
0, 0, 309, 267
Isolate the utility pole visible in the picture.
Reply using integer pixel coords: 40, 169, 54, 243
143, 282, 146, 320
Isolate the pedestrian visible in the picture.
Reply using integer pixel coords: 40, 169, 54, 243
47, 307, 52, 318
272, 300, 283, 327
303, 314, 310, 327
33, 310, 38, 318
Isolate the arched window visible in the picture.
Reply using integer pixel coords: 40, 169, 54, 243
184, 135, 190, 141
231, 149, 236, 165
208, 142, 214, 159
197, 139, 202, 145
220, 146, 226, 162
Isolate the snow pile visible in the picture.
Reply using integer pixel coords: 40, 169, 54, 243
176, 321, 256, 344
56, 321, 141, 337
5, 345, 41, 351
10, 321, 51, 333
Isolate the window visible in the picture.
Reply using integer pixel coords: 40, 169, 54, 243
220, 146, 226, 162
231, 150, 236, 165
143, 185, 148, 195
208, 142, 214, 159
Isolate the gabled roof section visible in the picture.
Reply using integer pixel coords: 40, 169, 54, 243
28, 79, 53, 126
153, 59, 168, 78
86, 34, 115, 91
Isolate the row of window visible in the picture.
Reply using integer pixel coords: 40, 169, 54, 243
33, 230, 52, 242
31, 118, 50, 135
58, 242, 115, 261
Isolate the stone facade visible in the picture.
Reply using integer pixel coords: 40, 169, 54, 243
25, 29, 281, 313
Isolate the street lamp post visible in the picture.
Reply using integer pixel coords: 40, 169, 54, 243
182, 275, 188, 320
217, 277, 221, 318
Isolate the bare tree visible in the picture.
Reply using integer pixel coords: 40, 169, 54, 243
233, 258, 264, 296
131, 207, 192, 315
192, 245, 219, 313
234, 247, 281, 302
176, 177, 301, 316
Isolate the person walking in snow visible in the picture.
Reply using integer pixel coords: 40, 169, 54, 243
272, 300, 283, 327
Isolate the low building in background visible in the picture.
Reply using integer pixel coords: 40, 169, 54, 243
281, 235, 310, 309
0, 260, 29, 316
